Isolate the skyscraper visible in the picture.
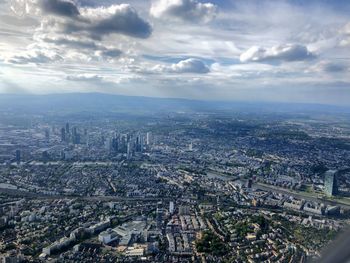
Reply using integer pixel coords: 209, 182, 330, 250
61, 128, 66, 142
324, 170, 338, 196
146, 132, 152, 145
169, 201, 174, 214
110, 137, 118, 155
72, 127, 80, 144
246, 179, 253, 189
136, 134, 143, 152
15, 149, 21, 163
156, 201, 164, 229
45, 129, 50, 141
140, 135, 144, 152
65, 123, 70, 134
127, 142, 132, 159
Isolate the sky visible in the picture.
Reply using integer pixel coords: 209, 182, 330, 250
0, 0, 350, 105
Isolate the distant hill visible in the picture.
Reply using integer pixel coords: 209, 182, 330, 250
0, 93, 349, 115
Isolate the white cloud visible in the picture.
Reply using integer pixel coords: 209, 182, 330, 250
150, 0, 217, 23
2, 0, 350, 105
34, 35, 122, 60
339, 22, 350, 47
66, 73, 103, 82
240, 44, 315, 63
5, 2, 149, 64
6, 49, 63, 64
171, 58, 209, 73
152, 58, 210, 74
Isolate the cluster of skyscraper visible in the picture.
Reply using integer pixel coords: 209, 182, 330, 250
60, 123, 83, 145
105, 132, 153, 159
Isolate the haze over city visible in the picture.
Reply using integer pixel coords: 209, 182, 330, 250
1, 1, 350, 263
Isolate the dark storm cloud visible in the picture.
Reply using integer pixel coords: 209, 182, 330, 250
13, 1, 152, 40
40, 0, 80, 17
62, 5, 152, 40
89, 10, 151, 39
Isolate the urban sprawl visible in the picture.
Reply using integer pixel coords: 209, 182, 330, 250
0, 111, 350, 263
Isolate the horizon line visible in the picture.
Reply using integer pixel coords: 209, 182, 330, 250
1, 91, 350, 109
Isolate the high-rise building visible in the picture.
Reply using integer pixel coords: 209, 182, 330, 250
86, 135, 90, 147
135, 134, 143, 152
45, 129, 50, 141
65, 123, 70, 134
324, 170, 338, 196
156, 201, 165, 229
15, 149, 21, 163
169, 201, 174, 214
105, 138, 111, 151
127, 142, 132, 159
61, 128, 66, 142
140, 135, 144, 152
110, 137, 118, 155
246, 179, 253, 189
146, 132, 152, 145
119, 134, 127, 152
189, 142, 193, 151
72, 127, 80, 144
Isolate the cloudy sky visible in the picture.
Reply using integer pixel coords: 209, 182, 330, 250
0, 0, 350, 105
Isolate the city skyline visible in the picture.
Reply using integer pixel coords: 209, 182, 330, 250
0, 108, 349, 262
0, 0, 350, 105
1, 1, 350, 262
